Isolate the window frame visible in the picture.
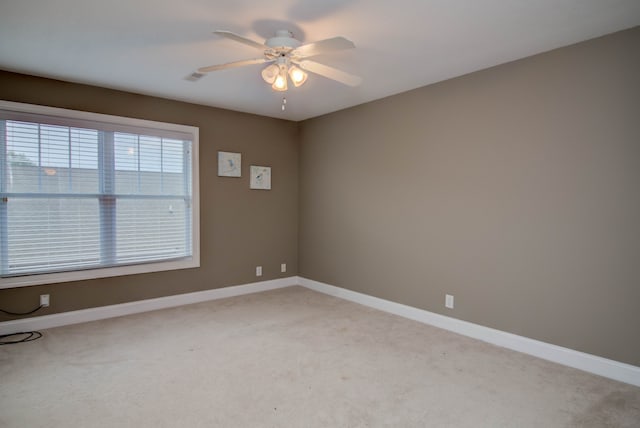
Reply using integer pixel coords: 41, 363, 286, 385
0, 100, 200, 289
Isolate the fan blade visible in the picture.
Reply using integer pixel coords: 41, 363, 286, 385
198, 58, 269, 73
213, 30, 265, 50
292, 36, 355, 59
296, 60, 362, 86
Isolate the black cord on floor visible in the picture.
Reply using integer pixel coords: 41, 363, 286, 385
0, 304, 44, 316
0, 331, 43, 345
0, 305, 45, 345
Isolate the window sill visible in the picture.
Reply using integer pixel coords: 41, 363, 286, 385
0, 256, 200, 289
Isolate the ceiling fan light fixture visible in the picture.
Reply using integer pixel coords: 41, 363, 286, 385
272, 65, 288, 91
200, 30, 360, 95
261, 63, 279, 84
288, 65, 307, 87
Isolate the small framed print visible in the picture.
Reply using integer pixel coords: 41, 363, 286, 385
218, 151, 241, 177
250, 165, 271, 190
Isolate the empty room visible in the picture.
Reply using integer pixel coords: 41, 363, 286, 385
1, 1, 639, 426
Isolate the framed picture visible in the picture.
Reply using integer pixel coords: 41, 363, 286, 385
218, 151, 241, 177
250, 165, 271, 190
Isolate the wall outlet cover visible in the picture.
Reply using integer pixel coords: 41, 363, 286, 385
40, 294, 50, 307
445, 294, 454, 309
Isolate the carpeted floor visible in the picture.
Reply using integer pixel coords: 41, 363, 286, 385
1, 286, 638, 427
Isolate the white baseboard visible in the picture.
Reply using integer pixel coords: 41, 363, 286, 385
0, 277, 297, 335
297, 276, 640, 387
3, 274, 638, 387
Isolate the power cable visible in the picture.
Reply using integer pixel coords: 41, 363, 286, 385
0, 304, 45, 345
0, 304, 44, 316
0, 331, 43, 345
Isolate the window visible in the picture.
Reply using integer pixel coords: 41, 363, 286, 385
0, 101, 199, 288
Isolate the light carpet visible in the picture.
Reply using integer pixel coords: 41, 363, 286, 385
1, 286, 639, 427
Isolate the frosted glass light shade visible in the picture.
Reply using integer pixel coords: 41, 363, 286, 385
288, 66, 307, 87
261, 64, 279, 84
272, 66, 288, 91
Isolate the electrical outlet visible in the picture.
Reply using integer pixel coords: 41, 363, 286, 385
445, 294, 454, 309
281, 263, 286, 273
256, 266, 262, 277
40, 294, 50, 307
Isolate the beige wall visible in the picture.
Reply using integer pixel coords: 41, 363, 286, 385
0, 71, 299, 319
2, 27, 639, 367
299, 27, 640, 366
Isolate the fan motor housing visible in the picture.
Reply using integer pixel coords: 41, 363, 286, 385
265, 30, 302, 50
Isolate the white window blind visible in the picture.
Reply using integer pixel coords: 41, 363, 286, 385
0, 101, 199, 288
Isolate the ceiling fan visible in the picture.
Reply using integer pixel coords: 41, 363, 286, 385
196, 30, 362, 91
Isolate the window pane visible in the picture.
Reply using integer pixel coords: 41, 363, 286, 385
6, 198, 100, 275
40, 124, 69, 168
162, 139, 185, 194
5, 121, 99, 194
6, 121, 39, 193
114, 132, 138, 172
113, 134, 188, 195
6, 121, 39, 165
71, 128, 98, 169
139, 136, 162, 194
70, 128, 99, 193
114, 169, 138, 195
140, 136, 161, 172
162, 139, 183, 173
115, 198, 189, 264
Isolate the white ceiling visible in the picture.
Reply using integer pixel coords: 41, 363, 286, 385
1, 1, 639, 121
